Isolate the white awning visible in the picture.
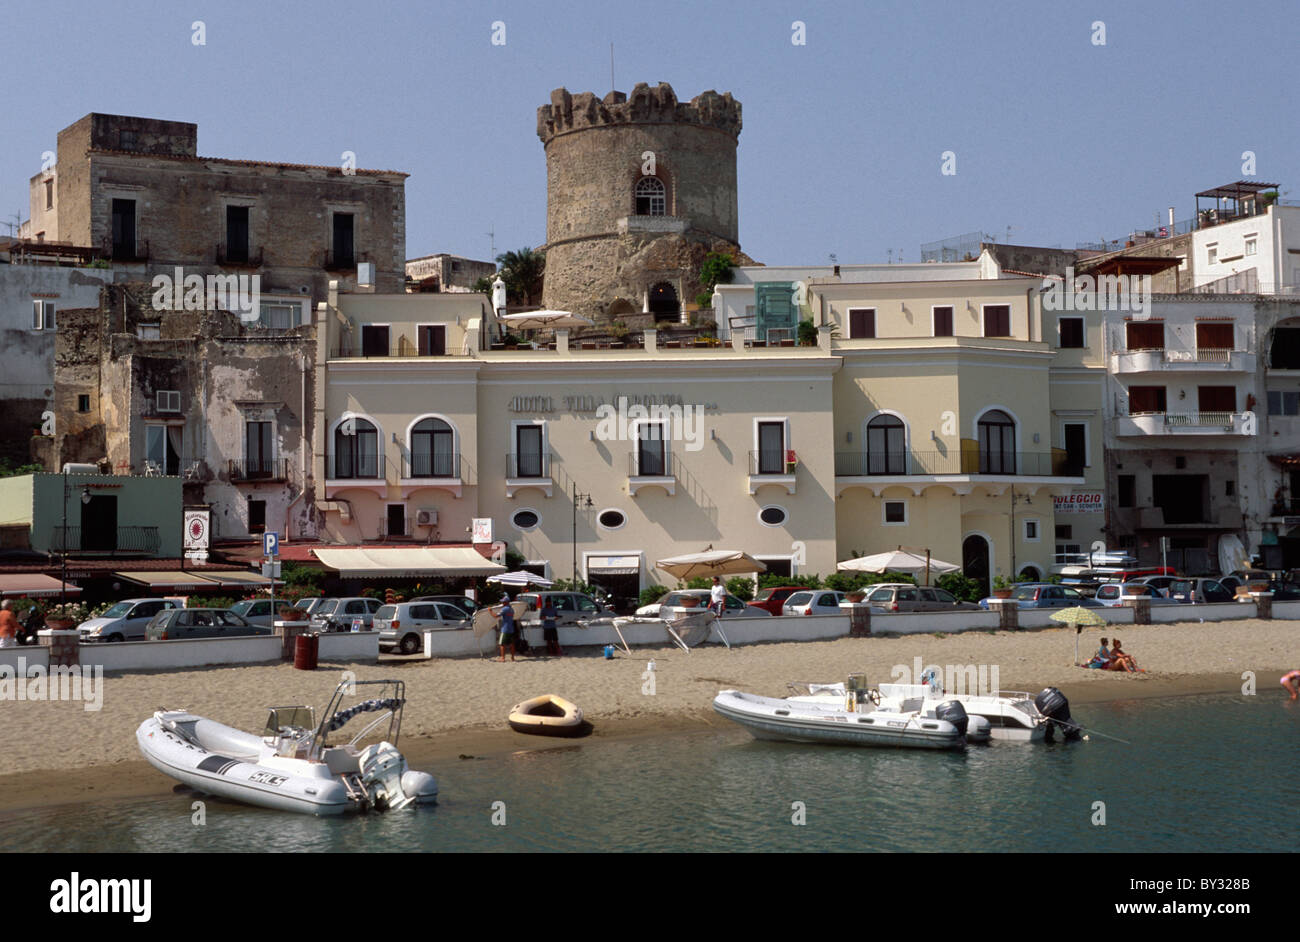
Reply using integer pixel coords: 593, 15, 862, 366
0, 574, 83, 598
200, 570, 275, 589
116, 571, 225, 591
587, 555, 641, 576
312, 546, 506, 578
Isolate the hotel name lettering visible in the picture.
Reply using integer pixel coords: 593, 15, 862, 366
508, 393, 718, 413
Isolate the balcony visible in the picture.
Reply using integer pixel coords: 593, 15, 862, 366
400, 453, 462, 499
105, 238, 149, 264
628, 450, 675, 496
324, 250, 364, 272
50, 526, 161, 556
330, 342, 464, 359
216, 244, 264, 268
506, 452, 553, 499
228, 458, 289, 482
834, 449, 1084, 496
1114, 412, 1252, 436
1111, 348, 1255, 374
748, 449, 798, 495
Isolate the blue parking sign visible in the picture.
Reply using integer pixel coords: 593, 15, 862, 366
263, 531, 280, 557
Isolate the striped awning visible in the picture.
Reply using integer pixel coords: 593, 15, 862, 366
0, 574, 83, 598
312, 546, 506, 578
115, 571, 228, 591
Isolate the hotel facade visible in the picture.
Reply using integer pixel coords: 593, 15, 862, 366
311, 270, 1106, 596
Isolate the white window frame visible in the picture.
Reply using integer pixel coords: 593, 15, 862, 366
981, 302, 1013, 338
931, 304, 955, 337
510, 507, 542, 532
752, 416, 791, 473
31, 299, 55, 330
1207, 243, 1218, 265
1024, 518, 1041, 542
257, 298, 302, 330
137, 322, 161, 340
632, 418, 671, 476
882, 499, 908, 526
846, 307, 876, 339
1056, 315, 1085, 349
595, 508, 627, 531
157, 390, 181, 413
757, 505, 789, 528
1244, 234, 1258, 257
509, 419, 548, 477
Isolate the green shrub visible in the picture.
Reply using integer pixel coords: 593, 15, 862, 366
191, 595, 236, 610
758, 573, 821, 590
936, 572, 983, 603
638, 584, 670, 606
725, 576, 754, 601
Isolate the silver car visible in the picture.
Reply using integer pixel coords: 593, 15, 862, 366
310, 597, 383, 632
374, 601, 471, 655
1093, 583, 1179, 607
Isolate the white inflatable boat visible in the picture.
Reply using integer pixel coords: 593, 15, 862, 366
136, 679, 438, 816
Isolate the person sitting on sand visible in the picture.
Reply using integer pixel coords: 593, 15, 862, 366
1282, 670, 1300, 700
1106, 639, 1143, 673
1084, 637, 1113, 669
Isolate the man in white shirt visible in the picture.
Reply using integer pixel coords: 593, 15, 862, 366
709, 576, 727, 615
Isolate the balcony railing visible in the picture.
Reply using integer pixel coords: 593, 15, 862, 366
1116, 412, 1248, 435
749, 449, 798, 475
834, 450, 1084, 477
326, 452, 385, 480
330, 343, 463, 358
50, 526, 161, 556
628, 449, 673, 477
216, 244, 264, 268
402, 453, 461, 479
1161, 411, 1235, 427
507, 452, 551, 478
229, 458, 290, 481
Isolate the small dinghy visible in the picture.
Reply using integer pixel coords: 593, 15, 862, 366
507, 694, 588, 737
136, 679, 438, 816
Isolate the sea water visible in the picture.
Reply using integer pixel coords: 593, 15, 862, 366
2, 692, 1295, 853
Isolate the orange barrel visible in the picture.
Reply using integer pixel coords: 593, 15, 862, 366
293, 633, 319, 670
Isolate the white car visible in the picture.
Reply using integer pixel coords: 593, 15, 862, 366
78, 597, 185, 642
374, 601, 471, 655
636, 589, 771, 618
782, 590, 846, 616
1093, 583, 1180, 607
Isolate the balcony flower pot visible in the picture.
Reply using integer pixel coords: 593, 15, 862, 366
992, 589, 1013, 599
679, 597, 700, 608
846, 591, 867, 603
44, 617, 75, 630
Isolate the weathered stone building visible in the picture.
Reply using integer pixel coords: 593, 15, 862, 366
29, 113, 408, 304
45, 284, 318, 541
537, 83, 753, 323
405, 253, 495, 292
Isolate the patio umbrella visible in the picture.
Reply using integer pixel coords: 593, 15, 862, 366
499, 310, 595, 331
1050, 606, 1108, 665
837, 549, 960, 583
655, 550, 767, 581
486, 571, 554, 588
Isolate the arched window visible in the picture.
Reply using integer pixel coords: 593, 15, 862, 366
333, 418, 379, 478
978, 410, 1016, 474
410, 418, 457, 478
635, 176, 666, 216
866, 415, 906, 474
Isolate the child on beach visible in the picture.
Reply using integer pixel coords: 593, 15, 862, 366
497, 594, 517, 662
1084, 637, 1113, 669
1282, 670, 1300, 700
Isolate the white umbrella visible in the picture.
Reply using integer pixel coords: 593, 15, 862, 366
655, 550, 767, 580
837, 550, 960, 581
500, 310, 595, 331
486, 571, 554, 588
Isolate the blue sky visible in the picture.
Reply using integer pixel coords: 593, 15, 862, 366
3, 0, 1297, 267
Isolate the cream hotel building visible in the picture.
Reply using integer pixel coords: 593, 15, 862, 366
312, 259, 1106, 599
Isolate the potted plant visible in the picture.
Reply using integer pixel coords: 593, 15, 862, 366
679, 595, 701, 608
846, 588, 867, 603
992, 575, 1013, 599
43, 601, 87, 630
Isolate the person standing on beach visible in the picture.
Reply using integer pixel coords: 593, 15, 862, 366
497, 594, 517, 662
541, 598, 562, 656
710, 576, 726, 616
1282, 670, 1300, 700
0, 601, 17, 649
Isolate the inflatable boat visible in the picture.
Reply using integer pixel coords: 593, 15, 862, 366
136, 679, 438, 816
507, 694, 588, 737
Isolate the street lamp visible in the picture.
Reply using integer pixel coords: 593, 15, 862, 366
571, 481, 593, 583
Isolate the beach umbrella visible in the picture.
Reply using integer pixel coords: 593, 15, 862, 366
837, 549, 960, 583
655, 550, 767, 580
499, 310, 595, 331
1051, 606, 1107, 665
486, 571, 554, 588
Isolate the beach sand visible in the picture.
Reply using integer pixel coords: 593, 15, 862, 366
0, 617, 1294, 812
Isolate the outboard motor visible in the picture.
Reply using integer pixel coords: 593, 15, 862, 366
1034, 687, 1082, 742
933, 700, 969, 738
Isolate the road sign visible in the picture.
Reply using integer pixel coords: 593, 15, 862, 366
263, 531, 280, 557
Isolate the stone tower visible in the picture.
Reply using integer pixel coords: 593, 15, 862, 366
537, 82, 751, 323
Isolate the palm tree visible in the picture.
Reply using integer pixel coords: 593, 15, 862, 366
496, 247, 546, 306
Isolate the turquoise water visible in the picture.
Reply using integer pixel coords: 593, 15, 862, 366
2, 692, 1295, 852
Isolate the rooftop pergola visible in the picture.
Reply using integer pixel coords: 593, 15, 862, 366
1195, 180, 1278, 217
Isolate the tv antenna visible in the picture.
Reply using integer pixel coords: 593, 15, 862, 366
487, 224, 495, 260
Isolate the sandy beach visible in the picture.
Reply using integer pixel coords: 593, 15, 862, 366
0, 617, 1295, 812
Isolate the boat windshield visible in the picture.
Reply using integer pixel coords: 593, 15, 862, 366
264, 706, 316, 736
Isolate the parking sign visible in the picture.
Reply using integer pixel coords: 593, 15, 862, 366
263, 531, 280, 557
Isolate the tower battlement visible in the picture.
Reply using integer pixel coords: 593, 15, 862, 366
537, 82, 742, 145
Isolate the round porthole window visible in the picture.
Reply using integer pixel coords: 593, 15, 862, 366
758, 505, 788, 527
597, 509, 627, 530
511, 509, 540, 531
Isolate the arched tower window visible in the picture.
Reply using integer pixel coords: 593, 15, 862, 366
333, 418, 379, 479
635, 177, 666, 216
410, 417, 457, 478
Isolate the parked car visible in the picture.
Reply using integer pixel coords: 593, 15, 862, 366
515, 591, 613, 626
78, 598, 186, 642
1130, 575, 1179, 593
978, 584, 1101, 610
145, 608, 270, 640
309, 597, 384, 632
749, 585, 812, 616
1165, 578, 1234, 604
1093, 583, 1179, 607
635, 589, 771, 618
374, 601, 472, 655
294, 598, 325, 616
229, 598, 292, 627
410, 595, 483, 618
782, 590, 847, 616
863, 584, 981, 613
